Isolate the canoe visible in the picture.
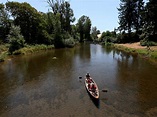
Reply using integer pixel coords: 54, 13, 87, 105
85, 76, 99, 99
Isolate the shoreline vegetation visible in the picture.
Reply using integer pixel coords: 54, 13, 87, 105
112, 42, 157, 64
0, 44, 55, 62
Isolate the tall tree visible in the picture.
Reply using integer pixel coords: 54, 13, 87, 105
8, 24, 25, 53
144, 0, 157, 37
133, 0, 144, 33
84, 17, 91, 40
63, 1, 75, 33
0, 3, 11, 42
53, 13, 64, 48
6, 2, 47, 44
91, 27, 98, 40
118, 0, 137, 34
77, 15, 92, 42
47, 0, 75, 33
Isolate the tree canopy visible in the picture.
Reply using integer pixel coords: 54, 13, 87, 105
118, 0, 157, 43
77, 15, 91, 42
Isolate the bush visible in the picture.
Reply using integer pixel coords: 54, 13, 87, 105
8, 25, 25, 53
116, 32, 140, 43
39, 30, 54, 45
64, 37, 75, 48
140, 39, 157, 46
0, 52, 7, 62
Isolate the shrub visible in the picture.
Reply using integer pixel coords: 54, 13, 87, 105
8, 25, 25, 54
116, 32, 140, 43
64, 37, 75, 48
140, 39, 157, 46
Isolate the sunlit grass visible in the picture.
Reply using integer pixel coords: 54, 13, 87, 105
0, 44, 54, 62
151, 51, 157, 59
0, 44, 9, 62
13, 44, 54, 55
0, 51, 8, 62
113, 44, 157, 61
136, 49, 148, 55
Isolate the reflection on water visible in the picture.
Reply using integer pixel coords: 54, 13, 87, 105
0, 44, 157, 117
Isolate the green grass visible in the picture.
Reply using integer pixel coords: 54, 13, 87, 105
0, 51, 8, 62
0, 44, 9, 62
13, 44, 54, 55
113, 44, 157, 62
151, 51, 157, 59
0, 44, 54, 62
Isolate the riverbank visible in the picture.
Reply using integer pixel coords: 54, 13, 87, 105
0, 44, 54, 62
114, 42, 157, 63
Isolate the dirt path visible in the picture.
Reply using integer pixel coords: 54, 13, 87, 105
116, 42, 157, 50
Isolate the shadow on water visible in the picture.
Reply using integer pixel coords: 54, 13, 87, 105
86, 89, 100, 109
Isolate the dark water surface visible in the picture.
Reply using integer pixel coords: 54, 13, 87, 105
0, 44, 157, 117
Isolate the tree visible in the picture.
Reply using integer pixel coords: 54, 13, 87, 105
118, 0, 140, 34
91, 26, 100, 41
6, 2, 47, 44
47, 0, 75, 33
133, 0, 144, 33
47, 0, 76, 48
62, 1, 75, 33
84, 17, 91, 40
143, 0, 157, 40
0, 3, 11, 42
8, 24, 25, 53
77, 15, 92, 42
53, 13, 64, 48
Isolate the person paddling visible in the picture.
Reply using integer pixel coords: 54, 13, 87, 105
86, 73, 93, 83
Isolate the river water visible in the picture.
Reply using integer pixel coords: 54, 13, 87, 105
0, 44, 157, 117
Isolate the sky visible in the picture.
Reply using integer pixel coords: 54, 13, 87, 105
0, 0, 121, 33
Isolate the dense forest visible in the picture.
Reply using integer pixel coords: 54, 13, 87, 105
0, 0, 157, 54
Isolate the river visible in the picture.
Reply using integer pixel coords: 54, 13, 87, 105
0, 44, 157, 117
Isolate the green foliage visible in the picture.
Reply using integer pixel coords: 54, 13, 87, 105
118, 0, 144, 34
0, 44, 9, 62
0, 51, 7, 62
140, 39, 157, 46
91, 26, 100, 41
71, 25, 80, 41
116, 32, 139, 43
77, 15, 92, 42
64, 37, 75, 48
13, 44, 54, 55
139, 0, 157, 42
47, 0, 75, 34
100, 31, 117, 43
53, 13, 64, 48
6, 2, 47, 44
0, 3, 11, 41
151, 51, 157, 59
8, 25, 25, 53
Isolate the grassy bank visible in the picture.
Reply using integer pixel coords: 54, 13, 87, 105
0, 44, 54, 62
13, 44, 54, 55
0, 44, 9, 62
113, 44, 157, 62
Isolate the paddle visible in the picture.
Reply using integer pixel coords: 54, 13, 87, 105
78, 76, 83, 82
78, 76, 82, 79
101, 89, 108, 92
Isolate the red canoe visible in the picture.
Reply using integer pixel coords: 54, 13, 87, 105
85, 76, 99, 99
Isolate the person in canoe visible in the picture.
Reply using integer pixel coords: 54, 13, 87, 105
86, 73, 93, 83
91, 83, 96, 92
